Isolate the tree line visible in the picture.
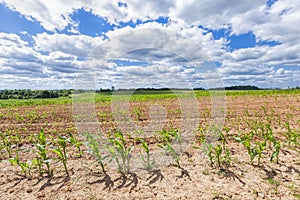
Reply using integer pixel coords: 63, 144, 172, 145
0, 89, 72, 99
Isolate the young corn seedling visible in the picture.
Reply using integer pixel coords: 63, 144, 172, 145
86, 134, 107, 173
159, 127, 179, 145
265, 123, 275, 148
35, 129, 52, 176
159, 129, 173, 145
235, 133, 257, 165
285, 122, 299, 147
219, 130, 227, 151
206, 144, 214, 167
214, 144, 223, 168
271, 141, 281, 164
165, 142, 181, 168
223, 149, 232, 167
9, 149, 30, 177
109, 131, 133, 174
196, 127, 206, 145
52, 136, 69, 175
33, 156, 43, 176
139, 139, 155, 171
0, 132, 12, 158
173, 129, 183, 152
255, 141, 266, 165
67, 132, 83, 157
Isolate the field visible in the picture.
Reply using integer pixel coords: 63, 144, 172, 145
0, 90, 300, 200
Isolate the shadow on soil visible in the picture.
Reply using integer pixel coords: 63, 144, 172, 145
88, 172, 139, 192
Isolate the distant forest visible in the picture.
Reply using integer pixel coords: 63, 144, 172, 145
0, 89, 72, 99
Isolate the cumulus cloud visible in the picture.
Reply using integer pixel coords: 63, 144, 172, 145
0, 0, 300, 89
0, 33, 83, 89
33, 33, 105, 58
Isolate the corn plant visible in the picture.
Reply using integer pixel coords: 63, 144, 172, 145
35, 129, 52, 176
235, 133, 257, 165
67, 132, 83, 157
139, 139, 155, 171
52, 136, 69, 175
204, 142, 231, 168
271, 141, 281, 164
133, 107, 144, 121
223, 149, 232, 167
285, 122, 299, 147
86, 134, 107, 173
196, 127, 206, 144
165, 142, 181, 168
264, 123, 275, 148
214, 144, 222, 168
159, 129, 173, 144
205, 143, 214, 167
173, 129, 183, 152
0, 132, 12, 158
108, 131, 133, 174
33, 156, 43, 176
219, 130, 227, 151
255, 141, 266, 165
159, 128, 179, 144
9, 149, 30, 177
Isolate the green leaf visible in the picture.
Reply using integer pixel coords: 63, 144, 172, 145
9, 158, 18, 165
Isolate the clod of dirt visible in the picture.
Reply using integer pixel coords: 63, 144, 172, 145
26, 188, 33, 193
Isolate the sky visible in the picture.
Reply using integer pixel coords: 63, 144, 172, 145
0, 0, 299, 89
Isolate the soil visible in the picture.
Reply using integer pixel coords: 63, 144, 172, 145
0, 94, 299, 200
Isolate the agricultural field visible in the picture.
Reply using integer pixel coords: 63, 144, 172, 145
0, 90, 299, 200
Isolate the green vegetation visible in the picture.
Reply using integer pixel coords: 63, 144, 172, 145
0, 89, 72, 99
1, 89, 300, 108
108, 131, 134, 174
0, 88, 299, 199
139, 139, 155, 171
35, 129, 52, 176
52, 136, 69, 175
86, 134, 107, 173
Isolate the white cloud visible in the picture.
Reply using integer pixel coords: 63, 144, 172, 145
33, 33, 105, 58
1, 0, 300, 89
172, 0, 266, 29
0, 33, 83, 89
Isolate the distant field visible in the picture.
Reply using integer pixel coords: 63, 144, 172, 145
0, 89, 299, 108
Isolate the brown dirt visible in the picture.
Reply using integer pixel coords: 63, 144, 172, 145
0, 94, 300, 199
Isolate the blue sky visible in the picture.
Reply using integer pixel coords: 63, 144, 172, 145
0, 0, 299, 89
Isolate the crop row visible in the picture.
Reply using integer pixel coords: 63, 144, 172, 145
1, 117, 299, 178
